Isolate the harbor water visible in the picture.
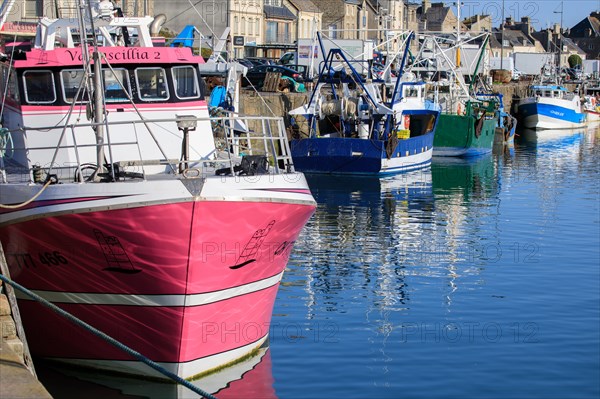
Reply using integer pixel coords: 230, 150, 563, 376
36, 125, 600, 398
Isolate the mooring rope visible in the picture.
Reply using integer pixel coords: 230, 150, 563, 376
0, 273, 218, 399
0, 180, 52, 209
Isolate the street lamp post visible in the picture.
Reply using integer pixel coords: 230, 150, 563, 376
554, 1, 564, 69
501, 0, 504, 70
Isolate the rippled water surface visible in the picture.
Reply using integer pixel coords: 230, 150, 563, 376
38, 126, 600, 398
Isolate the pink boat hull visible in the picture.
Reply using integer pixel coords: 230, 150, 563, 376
1, 199, 314, 378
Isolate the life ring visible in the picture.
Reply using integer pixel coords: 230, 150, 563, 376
403, 114, 410, 129
457, 103, 462, 115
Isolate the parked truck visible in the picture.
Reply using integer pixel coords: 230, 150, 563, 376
279, 37, 376, 78
513, 52, 554, 76
583, 60, 600, 79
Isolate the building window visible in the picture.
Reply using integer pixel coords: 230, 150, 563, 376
234, 16, 239, 35
267, 21, 277, 42
284, 23, 289, 41
255, 19, 260, 36
24, 0, 42, 18
264, 0, 282, 6
329, 24, 337, 39
241, 17, 246, 34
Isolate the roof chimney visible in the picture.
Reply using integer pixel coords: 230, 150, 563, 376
422, 0, 431, 14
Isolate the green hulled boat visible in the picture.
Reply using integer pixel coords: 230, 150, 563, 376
431, 33, 499, 157
433, 100, 498, 157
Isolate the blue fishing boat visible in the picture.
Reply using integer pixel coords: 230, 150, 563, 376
289, 32, 440, 175
518, 85, 586, 130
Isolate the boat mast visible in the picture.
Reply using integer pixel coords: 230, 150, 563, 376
455, 0, 461, 68
78, 0, 107, 180
468, 34, 489, 94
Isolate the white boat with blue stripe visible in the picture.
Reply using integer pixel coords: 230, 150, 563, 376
518, 85, 586, 130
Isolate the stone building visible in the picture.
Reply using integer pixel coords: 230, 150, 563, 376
566, 11, 600, 59
286, 0, 321, 40
421, 2, 459, 33
532, 24, 587, 67
320, 0, 361, 39
260, 0, 296, 58
462, 14, 491, 32
490, 29, 538, 59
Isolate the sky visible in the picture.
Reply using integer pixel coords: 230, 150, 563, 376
446, 0, 599, 30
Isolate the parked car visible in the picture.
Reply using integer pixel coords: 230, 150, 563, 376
234, 58, 254, 69
283, 64, 309, 81
244, 57, 277, 67
242, 65, 306, 88
277, 51, 296, 65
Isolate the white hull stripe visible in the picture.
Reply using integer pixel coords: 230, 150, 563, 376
47, 335, 270, 381
15, 271, 284, 307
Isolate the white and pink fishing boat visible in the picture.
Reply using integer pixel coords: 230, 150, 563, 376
0, 1, 315, 380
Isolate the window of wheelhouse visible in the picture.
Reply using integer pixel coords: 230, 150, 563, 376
0, 64, 19, 102
172, 66, 200, 100
135, 67, 169, 101
403, 85, 421, 98
103, 68, 131, 103
23, 70, 56, 104
60, 69, 89, 103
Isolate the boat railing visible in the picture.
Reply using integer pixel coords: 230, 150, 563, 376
0, 114, 295, 185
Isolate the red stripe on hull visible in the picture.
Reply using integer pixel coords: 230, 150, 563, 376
18, 285, 279, 363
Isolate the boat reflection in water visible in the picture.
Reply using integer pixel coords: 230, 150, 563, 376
431, 154, 499, 201
279, 160, 503, 382
36, 347, 276, 399
517, 127, 588, 149
511, 125, 598, 192
297, 156, 501, 299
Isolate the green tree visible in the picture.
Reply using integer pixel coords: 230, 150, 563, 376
201, 48, 213, 60
568, 54, 583, 68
